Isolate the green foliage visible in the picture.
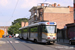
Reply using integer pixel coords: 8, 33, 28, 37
12, 18, 28, 25
8, 23, 21, 35
8, 18, 28, 35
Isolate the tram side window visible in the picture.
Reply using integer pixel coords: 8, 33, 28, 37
42, 26, 47, 33
20, 29, 23, 33
30, 26, 38, 32
23, 28, 28, 33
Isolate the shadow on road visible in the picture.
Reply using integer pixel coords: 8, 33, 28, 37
13, 38, 54, 45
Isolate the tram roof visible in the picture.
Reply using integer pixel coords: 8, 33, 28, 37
19, 22, 56, 30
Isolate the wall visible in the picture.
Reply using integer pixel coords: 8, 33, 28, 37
44, 7, 74, 29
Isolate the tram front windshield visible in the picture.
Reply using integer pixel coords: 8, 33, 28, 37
43, 25, 56, 33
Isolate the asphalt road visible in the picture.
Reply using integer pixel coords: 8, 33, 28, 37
0, 37, 75, 50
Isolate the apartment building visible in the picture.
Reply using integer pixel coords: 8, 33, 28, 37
29, 3, 74, 29
0, 26, 9, 36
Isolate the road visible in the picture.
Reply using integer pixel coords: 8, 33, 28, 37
0, 37, 75, 50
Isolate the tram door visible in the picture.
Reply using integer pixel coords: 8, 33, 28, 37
38, 25, 42, 41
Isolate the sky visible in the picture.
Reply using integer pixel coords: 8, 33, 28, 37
0, 0, 73, 26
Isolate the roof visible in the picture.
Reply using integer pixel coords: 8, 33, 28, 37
66, 23, 75, 27
19, 22, 56, 30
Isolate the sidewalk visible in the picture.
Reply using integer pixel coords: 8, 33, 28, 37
56, 39, 69, 44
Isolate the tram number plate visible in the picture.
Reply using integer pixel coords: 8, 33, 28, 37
50, 42, 53, 43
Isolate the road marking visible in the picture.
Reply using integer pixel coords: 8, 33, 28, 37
10, 41, 12, 43
15, 41, 19, 43
0, 41, 6, 44
7, 41, 9, 43
55, 46, 74, 49
0, 40, 34, 44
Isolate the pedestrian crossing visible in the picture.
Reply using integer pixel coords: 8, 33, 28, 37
0, 40, 34, 44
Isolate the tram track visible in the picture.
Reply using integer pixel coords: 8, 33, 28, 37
6, 38, 16, 50
8, 38, 34, 50
20, 42, 34, 50
4, 38, 61, 50
19, 38, 60, 50
20, 39, 59, 50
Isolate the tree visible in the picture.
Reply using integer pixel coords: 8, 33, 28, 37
12, 18, 28, 25
8, 18, 28, 35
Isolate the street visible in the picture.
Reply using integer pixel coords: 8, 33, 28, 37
0, 38, 75, 50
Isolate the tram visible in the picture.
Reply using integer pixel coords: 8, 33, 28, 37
19, 22, 57, 44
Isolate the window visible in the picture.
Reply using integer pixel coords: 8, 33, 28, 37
30, 26, 38, 32
42, 26, 47, 33
22, 28, 28, 33
46, 26, 55, 33
34, 16, 37, 21
42, 25, 56, 33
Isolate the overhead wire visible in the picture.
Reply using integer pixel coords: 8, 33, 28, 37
5, 0, 19, 26
8, 0, 19, 21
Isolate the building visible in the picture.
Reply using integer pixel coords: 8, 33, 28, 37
0, 26, 9, 36
21, 22, 28, 27
29, 3, 74, 29
65, 0, 75, 39
28, 3, 74, 39
66, 23, 75, 39
74, 0, 75, 22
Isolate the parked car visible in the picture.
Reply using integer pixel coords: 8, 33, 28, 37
2, 35, 6, 38
9, 35, 12, 38
69, 37, 75, 45
6, 35, 9, 37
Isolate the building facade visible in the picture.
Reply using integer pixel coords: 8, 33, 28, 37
66, 23, 75, 39
29, 3, 74, 29
65, 0, 75, 39
74, 0, 75, 22
0, 26, 9, 36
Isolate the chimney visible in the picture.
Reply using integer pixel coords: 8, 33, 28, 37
21, 22, 28, 27
41, 3, 44, 6
54, 3, 56, 7
21, 22, 25, 27
68, 6, 70, 8
68, 6, 71, 11
58, 4, 60, 6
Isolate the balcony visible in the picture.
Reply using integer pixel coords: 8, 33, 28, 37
31, 13, 37, 18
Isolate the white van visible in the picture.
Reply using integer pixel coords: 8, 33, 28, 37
14, 34, 19, 38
